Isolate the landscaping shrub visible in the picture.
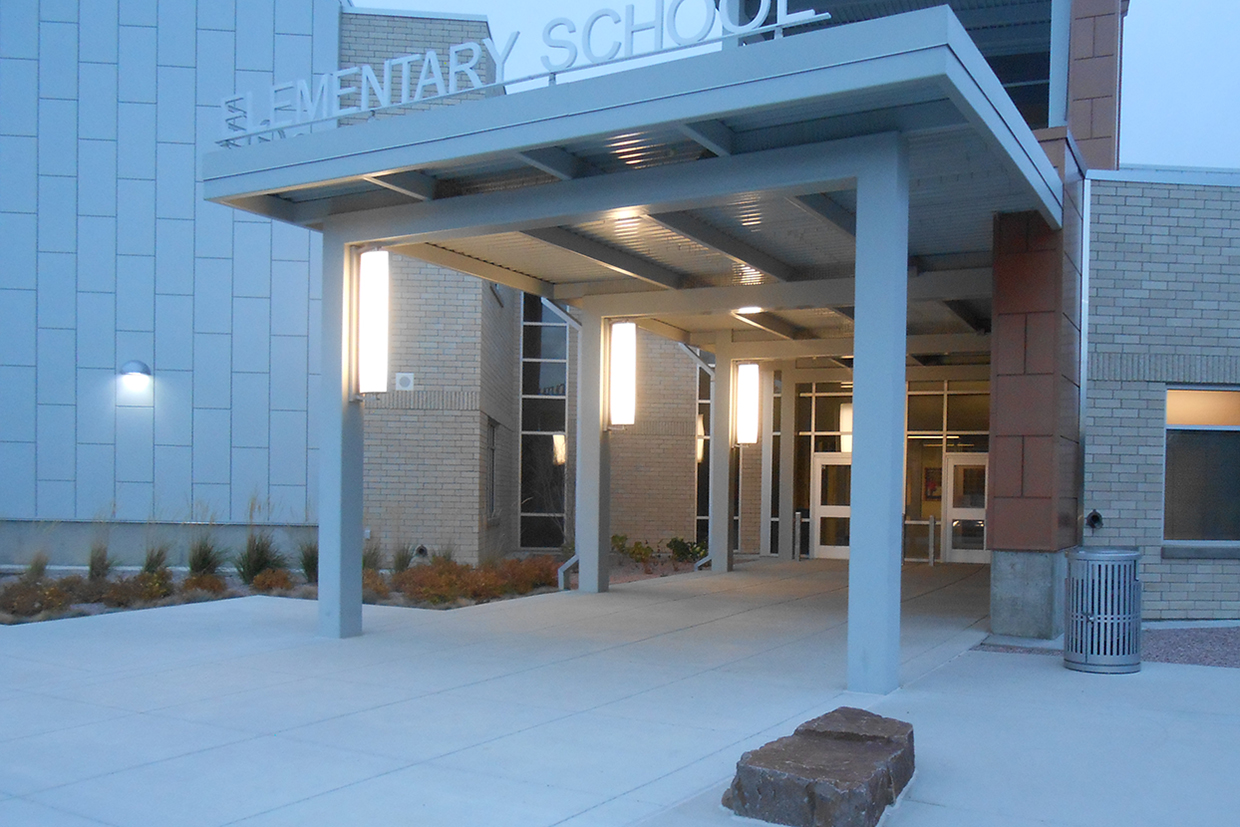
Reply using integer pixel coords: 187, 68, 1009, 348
299, 540, 319, 584
135, 570, 174, 601
495, 556, 560, 594
57, 574, 108, 604
88, 541, 115, 581
24, 551, 49, 582
142, 544, 170, 574
251, 568, 293, 593
188, 536, 226, 575
234, 532, 288, 586
362, 540, 384, 572
102, 577, 144, 608
182, 572, 226, 594
0, 578, 70, 616
465, 565, 506, 601
361, 568, 390, 601
666, 537, 707, 563
391, 544, 414, 574
391, 555, 466, 604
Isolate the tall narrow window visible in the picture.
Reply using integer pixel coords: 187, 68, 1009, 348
486, 419, 499, 519
519, 295, 569, 549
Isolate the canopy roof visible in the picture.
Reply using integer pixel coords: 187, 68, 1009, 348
203, 6, 1064, 360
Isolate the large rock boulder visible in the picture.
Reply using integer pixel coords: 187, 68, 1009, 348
721, 707, 914, 827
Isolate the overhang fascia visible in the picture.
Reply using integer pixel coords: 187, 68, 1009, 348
202, 6, 1061, 230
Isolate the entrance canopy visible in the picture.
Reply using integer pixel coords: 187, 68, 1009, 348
202, 6, 1064, 694
204, 6, 1060, 357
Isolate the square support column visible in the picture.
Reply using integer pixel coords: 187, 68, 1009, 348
848, 135, 909, 694
318, 230, 364, 638
575, 308, 610, 593
779, 365, 797, 560
707, 341, 734, 572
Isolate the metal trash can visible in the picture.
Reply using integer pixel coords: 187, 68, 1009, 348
1064, 547, 1141, 673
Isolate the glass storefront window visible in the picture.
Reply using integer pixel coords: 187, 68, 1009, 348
946, 394, 989, 432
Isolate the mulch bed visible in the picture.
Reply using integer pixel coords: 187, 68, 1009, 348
974, 626, 1240, 668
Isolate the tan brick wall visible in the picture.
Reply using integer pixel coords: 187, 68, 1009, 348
1085, 179, 1240, 618
479, 283, 521, 562
608, 329, 698, 549
339, 11, 498, 124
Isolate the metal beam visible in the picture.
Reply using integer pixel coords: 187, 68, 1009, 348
515, 147, 593, 181
523, 227, 685, 289
691, 333, 989, 360
678, 119, 734, 157
389, 242, 554, 298
365, 170, 437, 201
324, 134, 868, 246
635, 317, 690, 343
942, 299, 991, 333
579, 276, 854, 317
790, 193, 856, 236
649, 211, 800, 282
732, 311, 808, 341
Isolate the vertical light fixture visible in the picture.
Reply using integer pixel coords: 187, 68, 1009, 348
609, 321, 636, 426
736, 363, 759, 444
696, 413, 706, 462
840, 402, 854, 453
357, 249, 390, 394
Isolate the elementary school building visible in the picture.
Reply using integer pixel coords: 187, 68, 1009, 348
4, 0, 1240, 691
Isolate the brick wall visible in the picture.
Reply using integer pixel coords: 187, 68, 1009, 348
339, 11, 498, 123
1068, 0, 1124, 170
1085, 178, 1240, 618
608, 329, 698, 549
479, 283, 521, 562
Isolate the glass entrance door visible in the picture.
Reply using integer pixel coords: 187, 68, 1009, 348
942, 453, 988, 563
810, 452, 851, 559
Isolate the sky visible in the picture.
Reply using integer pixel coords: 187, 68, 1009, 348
361, 0, 1240, 170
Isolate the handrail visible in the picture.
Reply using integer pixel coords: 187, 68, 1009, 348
557, 554, 579, 590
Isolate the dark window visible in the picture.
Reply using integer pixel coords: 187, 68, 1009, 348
522, 362, 567, 396
522, 325, 567, 360
1165, 430, 1240, 541
522, 397, 567, 432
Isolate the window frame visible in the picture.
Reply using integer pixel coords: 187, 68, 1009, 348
1162, 386, 1240, 558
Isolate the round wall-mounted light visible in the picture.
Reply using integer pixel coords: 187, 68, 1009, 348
119, 360, 152, 392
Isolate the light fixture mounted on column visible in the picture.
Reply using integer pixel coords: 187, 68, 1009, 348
735, 363, 759, 444
609, 321, 636, 426
357, 249, 390, 394
119, 360, 152, 392
840, 401, 853, 453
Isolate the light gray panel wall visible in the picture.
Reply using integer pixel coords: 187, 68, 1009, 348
0, 1, 334, 542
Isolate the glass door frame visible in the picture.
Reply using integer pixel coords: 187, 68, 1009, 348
941, 452, 989, 563
810, 451, 851, 559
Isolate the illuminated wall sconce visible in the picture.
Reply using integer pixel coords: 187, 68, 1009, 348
840, 402, 853, 453
357, 249, 390, 394
735, 362, 759, 444
552, 433, 568, 465
119, 360, 152, 392
696, 413, 706, 462
609, 321, 636, 426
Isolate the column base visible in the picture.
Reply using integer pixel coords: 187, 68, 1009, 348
990, 549, 1067, 639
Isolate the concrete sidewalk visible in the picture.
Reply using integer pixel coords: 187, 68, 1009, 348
0, 560, 1234, 826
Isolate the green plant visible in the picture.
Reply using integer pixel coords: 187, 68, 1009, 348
142, 544, 170, 574
88, 541, 115, 581
391, 544, 414, 574
135, 570, 174, 600
666, 537, 707, 563
610, 534, 629, 555
188, 535, 225, 575
362, 539, 384, 571
299, 540, 319, 584
24, 551, 49, 582
234, 532, 288, 586
628, 540, 655, 565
